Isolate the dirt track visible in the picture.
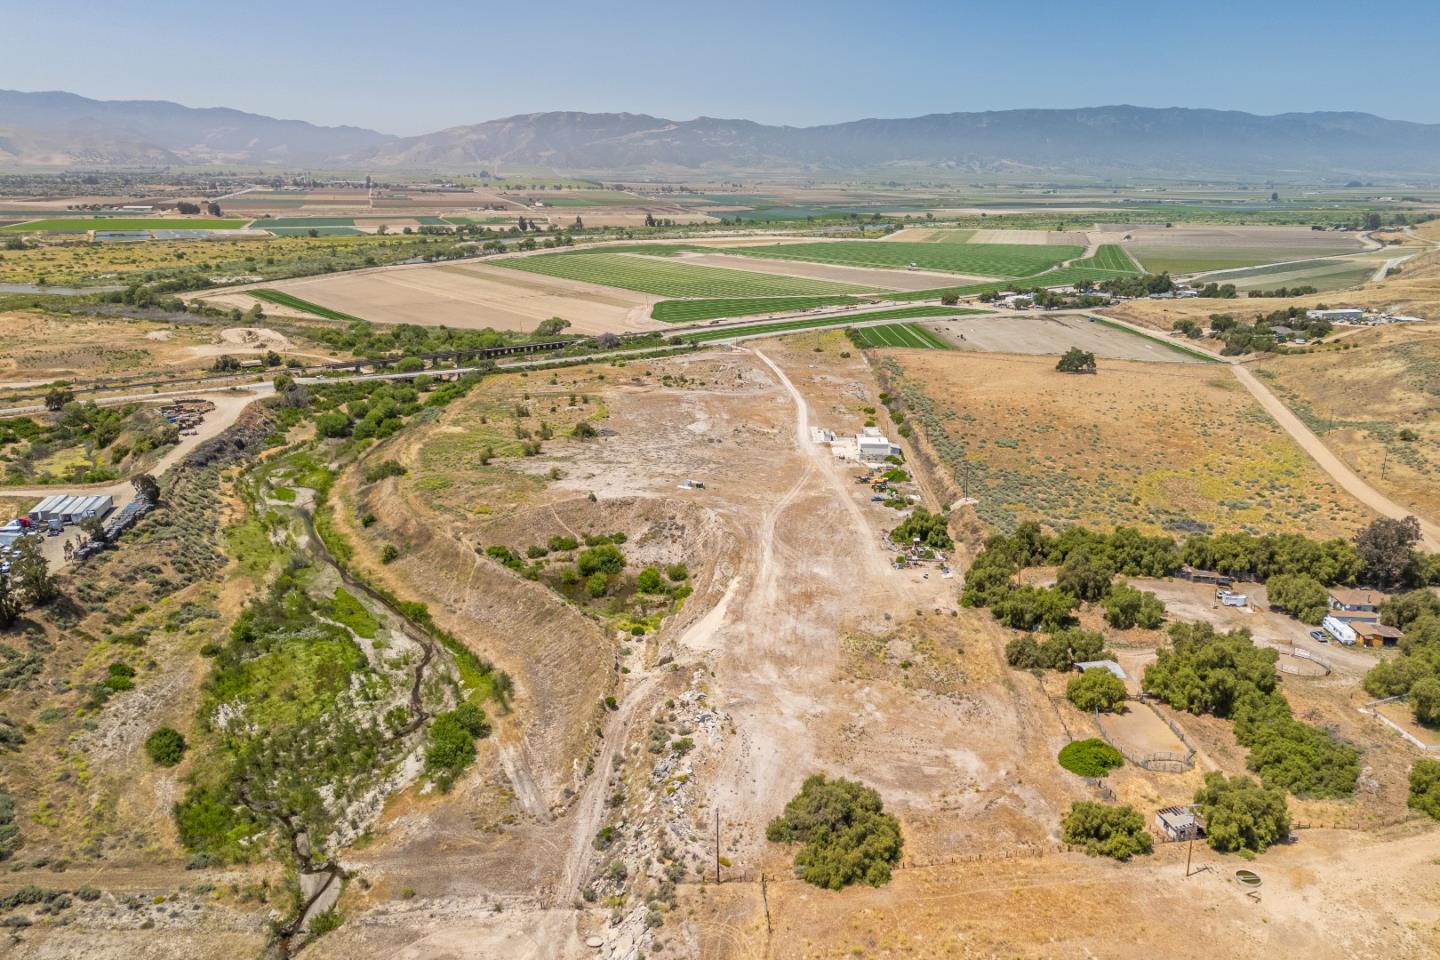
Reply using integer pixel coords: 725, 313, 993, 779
1231, 363, 1440, 550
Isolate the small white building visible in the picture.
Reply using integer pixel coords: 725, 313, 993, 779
857, 427, 900, 463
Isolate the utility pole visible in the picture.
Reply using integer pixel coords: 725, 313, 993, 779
714, 808, 721, 884
1381, 447, 1390, 480
1184, 820, 1199, 878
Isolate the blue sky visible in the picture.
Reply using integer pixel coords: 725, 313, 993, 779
5, 0, 1438, 135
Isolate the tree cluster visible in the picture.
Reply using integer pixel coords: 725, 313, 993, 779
1067, 668, 1128, 712
889, 507, 952, 551
1363, 590, 1440, 725
1144, 623, 1358, 798
1060, 802, 1152, 860
766, 775, 903, 889
0, 538, 55, 628
1006, 627, 1110, 671
1193, 772, 1291, 855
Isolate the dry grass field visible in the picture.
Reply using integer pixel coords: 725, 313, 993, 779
885, 351, 1373, 536
1124, 224, 1371, 274
1253, 322, 1440, 520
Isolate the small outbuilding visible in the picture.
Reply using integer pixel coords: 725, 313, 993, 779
1156, 806, 1204, 841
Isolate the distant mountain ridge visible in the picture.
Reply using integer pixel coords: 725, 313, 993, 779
0, 89, 393, 167
2, 89, 1439, 178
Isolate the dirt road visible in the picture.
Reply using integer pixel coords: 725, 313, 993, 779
1231, 363, 1440, 550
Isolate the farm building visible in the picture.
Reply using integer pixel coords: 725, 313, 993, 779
1178, 565, 1233, 588
1156, 806, 1204, 841
1322, 615, 1403, 647
27, 493, 114, 526
1327, 587, 1382, 622
857, 427, 901, 463
1306, 308, 1364, 323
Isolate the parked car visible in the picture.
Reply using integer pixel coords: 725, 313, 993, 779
1309, 630, 1329, 643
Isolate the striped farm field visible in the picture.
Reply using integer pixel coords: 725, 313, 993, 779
726, 240, 1083, 277
1085, 244, 1141, 273
494, 251, 877, 297
679, 306, 980, 343
249, 289, 365, 322
850, 323, 953, 350
651, 295, 863, 323
1, 218, 246, 232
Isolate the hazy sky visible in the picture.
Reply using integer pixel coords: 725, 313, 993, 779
6, 0, 1439, 135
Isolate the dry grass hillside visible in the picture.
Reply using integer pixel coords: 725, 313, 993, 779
1253, 322, 1440, 521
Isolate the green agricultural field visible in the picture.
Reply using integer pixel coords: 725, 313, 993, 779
1086, 244, 1141, 273
250, 289, 365, 322
494, 251, 878, 298
727, 241, 1083, 277
680, 306, 979, 343
254, 217, 357, 228
1, 218, 247, 232
651, 295, 863, 323
850, 322, 953, 349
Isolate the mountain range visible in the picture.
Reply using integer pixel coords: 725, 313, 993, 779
3, 89, 1439, 179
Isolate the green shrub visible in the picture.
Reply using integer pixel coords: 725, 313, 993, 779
143, 727, 187, 767
766, 775, 902, 890
1057, 739, 1125, 778
636, 566, 665, 594
1060, 802, 1151, 860
1067, 669, 1128, 713
362, 460, 408, 484
1193, 772, 1290, 856
425, 711, 479, 791
1409, 759, 1440, 820
577, 543, 625, 577
665, 563, 689, 582
380, 544, 400, 564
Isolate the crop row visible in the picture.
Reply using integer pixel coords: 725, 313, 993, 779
725, 240, 1082, 278
678, 306, 979, 343
650, 295, 863, 323
849, 323, 953, 350
493, 251, 876, 298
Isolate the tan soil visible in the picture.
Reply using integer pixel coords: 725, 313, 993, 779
234, 260, 666, 335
